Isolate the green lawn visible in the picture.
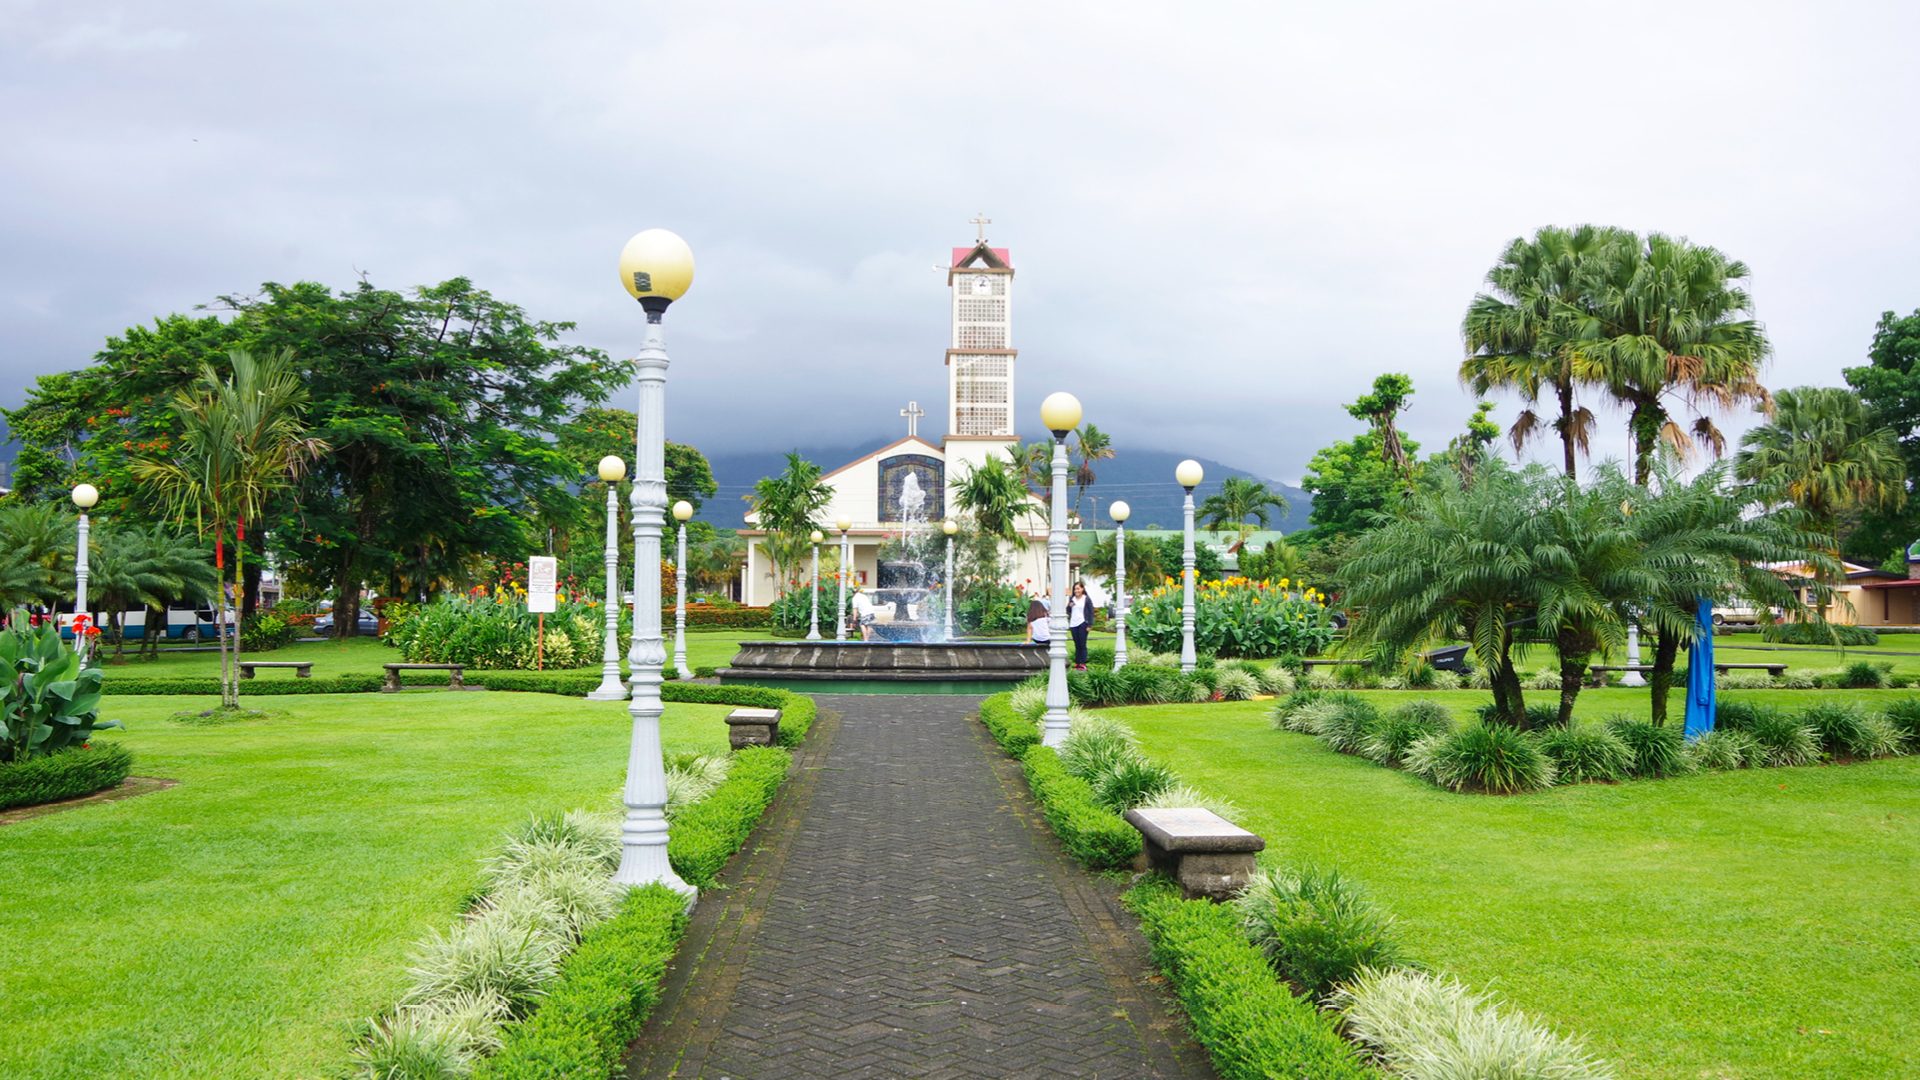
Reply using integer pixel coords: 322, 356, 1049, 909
0, 692, 735, 1080
91, 629, 767, 680
1112, 690, 1920, 1079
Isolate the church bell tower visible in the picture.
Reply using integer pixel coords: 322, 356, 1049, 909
946, 215, 1016, 438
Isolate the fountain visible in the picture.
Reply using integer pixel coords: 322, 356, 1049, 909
717, 471, 1047, 691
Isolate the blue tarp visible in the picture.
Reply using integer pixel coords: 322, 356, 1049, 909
1685, 601, 1715, 739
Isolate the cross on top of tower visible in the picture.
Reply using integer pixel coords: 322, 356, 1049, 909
900, 400, 926, 437
969, 213, 991, 244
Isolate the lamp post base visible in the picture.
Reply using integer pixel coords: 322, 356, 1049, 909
586, 678, 630, 701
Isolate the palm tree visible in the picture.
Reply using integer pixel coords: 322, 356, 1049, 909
1574, 233, 1771, 485
1197, 477, 1291, 546
953, 453, 1038, 544
1071, 424, 1114, 515
745, 452, 834, 589
0, 501, 74, 607
87, 526, 218, 661
134, 349, 326, 707
1461, 225, 1625, 477
1734, 386, 1906, 541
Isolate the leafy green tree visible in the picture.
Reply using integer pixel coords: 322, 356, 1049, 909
1441, 401, 1502, 487
551, 406, 719, 586
953, 453, 1038, 543
1842, 308, 1920, 561
1734, 387, 1905, 543
1198, 477, 1290, 545
1346, 374, 1416, 482
133, 349, 325, 706
746, 453, 834, 589
1300, 430, 1419, 540
1576, 234, 1771, 485
1239, 539, 1309, 585
1461, 225, 1624, 476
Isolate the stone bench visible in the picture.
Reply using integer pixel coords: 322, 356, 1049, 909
1716, 662, 1787, 677
1122, 807, 1265, 901
383, 662, 466, 692
725, 707, 782, 749
238, 660, 312, 679
1298, 658, 1350, 669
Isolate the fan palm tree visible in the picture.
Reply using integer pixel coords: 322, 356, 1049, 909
1197, 477, 1291, 546
744, 452, 834, 589
1734, 386, 1906, 541
1071, 424, 1114, 514
1461, 225, 1625, 477
134, 348, 326, 707
1573, 233, 1771, 485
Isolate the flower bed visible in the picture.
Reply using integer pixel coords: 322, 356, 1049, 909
385, 597, 607, 670
1125, 577, 1336, 659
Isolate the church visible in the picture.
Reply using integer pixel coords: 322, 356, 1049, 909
738, 222, 1052, 607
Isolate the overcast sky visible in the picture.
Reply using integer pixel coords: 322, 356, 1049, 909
4, 1, 1917, 483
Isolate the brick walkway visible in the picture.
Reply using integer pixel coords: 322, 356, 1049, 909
625, 695, 1213, 1079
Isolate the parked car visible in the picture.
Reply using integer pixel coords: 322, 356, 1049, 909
313, 610, 380, 636
1712, 603, 1782, 627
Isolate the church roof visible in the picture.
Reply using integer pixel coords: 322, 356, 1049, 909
951, 243, 1011, 269
817, 435, 944, 484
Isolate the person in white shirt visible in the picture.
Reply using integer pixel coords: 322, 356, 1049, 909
1026, 595, 1050, 644
1067, 580, 1096, 669
850, 588, 875, 640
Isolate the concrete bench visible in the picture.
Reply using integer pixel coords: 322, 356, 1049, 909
1716, 662, 1787, 677
725, 707, 782, 749
1122, 807, 1265, 901
238, 660, 312, 679
1298, 658, 1351, 669
383, 663, 466, 692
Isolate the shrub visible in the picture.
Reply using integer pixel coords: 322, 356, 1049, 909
1214, 668, 1261, 701
1234, 865, 1409, 998
0, 741, 134, 811
475, 885, 689, 1080
1780, 669, 1820, 689
1745, 710, 1822, 767
1840, 660, 1891, 689
1253, 665, 1295, 695
239, 611, 299, 652
677, 605, 771, 629
1521, 668, 1562, 691
351, 1008, 479, 1079
1532, 724, 1635, 784
387, 596, 606, 670
403, 904, 565, 1017
1019, 747, 1141, 870
0, 617, 111, 762
1762, 622, 1878, 646
1075, 667, 1128, 706
1604, 716, 1691, 779
1273, 688, 1329, 731
103, 673, 386, 696
1056, 718, 1138, 782
1091, 756, 1179, 814
1884, 698, 1920, 744
660, 684, 815, 747
1716, 670, 1777, 690
1124, 879, 1374, 1080
1799, 701, 1878, 758
1085, 645, 1117, 669
1713, 699, 1774, 732
1847, 714, 1908, 760
667, 746, 790, 888
1138, 783, 1243, 824
1308, 697, 1381, 756
665, 755, 732, 818
1007, 684, 1046, 723
981, 694, 1041, 756
1686, 729, 1760, 770
1330, 967, 1612, 1080
1360, 701, 1453, 768
1117, 664, 1183, 704
1405, 723, 1555, 794
1126, 578, 1339, 658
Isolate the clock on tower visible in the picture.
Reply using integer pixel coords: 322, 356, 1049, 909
945, 227, 1015, 438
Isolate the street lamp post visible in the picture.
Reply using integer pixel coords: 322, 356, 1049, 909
613, 228, 696, 899
71, 483, 98, 664
1176, 459, 1203, 674
1039, 392, 1082, 748
1621, 618, 1646, 687
836, 517, 852, 642
1110, 500, 1131, 670
942, 518, 958, 641
588, 457, 629, 700
806, 529, 824, 641
673, 500, 694, 679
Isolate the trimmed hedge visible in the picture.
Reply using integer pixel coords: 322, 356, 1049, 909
1125, 878, 1374, 1080
0, 742, 135, 811
672, 606, 771, 629
663, 683, 815, 746
980, 693, 1041, 755
667, 744, 791, 889
101, 674, 385, 696
1018, 745, 1142, 870
475, 884, 689, 1079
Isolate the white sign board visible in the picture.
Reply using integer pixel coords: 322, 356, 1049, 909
527, 555, 558, 613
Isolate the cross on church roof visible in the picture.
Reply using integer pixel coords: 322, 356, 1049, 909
970, 212, 991, 244
900, 400, 926, 437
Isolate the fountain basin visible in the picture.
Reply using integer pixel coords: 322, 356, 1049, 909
717, 640, 1047, 694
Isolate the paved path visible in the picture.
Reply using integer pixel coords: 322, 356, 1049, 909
626, 695, 1212, 1080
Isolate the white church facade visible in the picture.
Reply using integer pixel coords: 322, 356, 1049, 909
738, 226, 1051, 607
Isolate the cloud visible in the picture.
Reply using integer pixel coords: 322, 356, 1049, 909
2, 0, 1917, 484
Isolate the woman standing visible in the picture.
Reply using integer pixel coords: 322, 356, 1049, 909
1067, 580, 1095, 670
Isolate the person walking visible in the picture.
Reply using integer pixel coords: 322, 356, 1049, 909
1068, 580, 1095, 670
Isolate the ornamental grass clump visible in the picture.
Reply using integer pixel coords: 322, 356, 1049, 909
1007, 683, 1046, 723
403, 903, 564, 1018
1076, 667, 1128, 706
1214, 668, 1261, 701
1057, 717, 1138, 781
351, 1008, 479, 1080
1360, 701, 1453, 768
1308, 697, 1381, 756
1405, 723, 1555, 794
1840, 660, 1892, 689
665, 754, 732, 817
1138, 783, 1243, 824
1092, 756, 1179, 814
1531, 724, 1635, 784
1331, 968, 1614, 1080
1885, 698, 1920, 744
1798, 701, 1904, 759
1744, 710, 1822, 767
1253, 665, 1295, 695
1234, 865, 1409, 999
1604, 716, 1691, 779
1685, 728, 1760, 771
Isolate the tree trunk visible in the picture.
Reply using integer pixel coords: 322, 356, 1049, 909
1557, 380, 1577, 478
1649, 629, 1682, 726
243, 530, 265, 615
143, 607, 163, 659
1630, 401, 1658, 487
1490, 650, 1528, 727
1555, 629, 1589, 727
229, 540, 244, 709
